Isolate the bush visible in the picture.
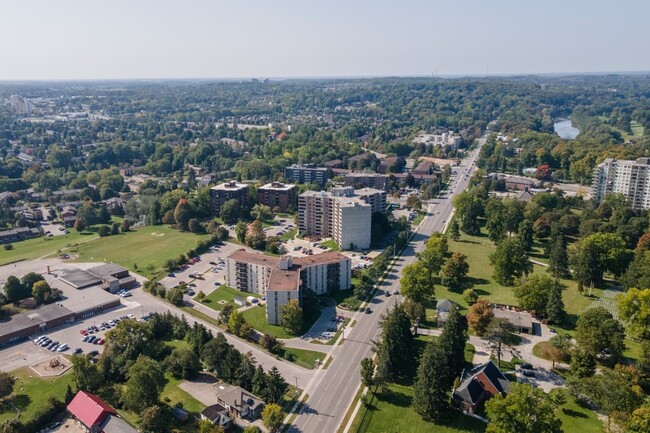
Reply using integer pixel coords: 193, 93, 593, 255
463, 288, 479, 305
97, 225, 111, 237
3, 244, 13, 251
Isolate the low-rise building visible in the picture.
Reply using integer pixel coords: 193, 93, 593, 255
225, 250, 351, 325
0, 227, 41, 244
258, 182, 297, 212
284, 163, 331, 188
452, 361, 509, 414
68, 391, 136, 433
493, 308, 533, 334
200, 404, 233, 430
216, 385, 265, 420
343, 172, 389, 190
209, 181, 249, 216
60, 264, 136, 294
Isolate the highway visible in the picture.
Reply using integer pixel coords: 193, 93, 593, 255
288, 137, 486, 433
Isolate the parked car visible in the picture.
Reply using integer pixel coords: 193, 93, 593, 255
72, 348, 82, 354
80, 329, 88, 336
520, 363, 533, 370
88, 350, 99, 357
523, 370, 535, 378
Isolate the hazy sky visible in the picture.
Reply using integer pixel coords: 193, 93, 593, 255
2, 0, 648, 80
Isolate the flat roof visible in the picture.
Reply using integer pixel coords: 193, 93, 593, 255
0, 303, 74, 338
211, 181, 248, 191
87, 263, 128, 278
227, 250, 279, 268
60, 268, 102, 289
294, 251, 349, 266
355, 187, 385, 196
259, 182, 296, 191
268, 267, 301, 292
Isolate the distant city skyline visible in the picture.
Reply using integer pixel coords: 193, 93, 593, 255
2, 0, 649, 81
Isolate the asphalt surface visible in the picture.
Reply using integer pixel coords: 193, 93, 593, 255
288, 138, 486, 433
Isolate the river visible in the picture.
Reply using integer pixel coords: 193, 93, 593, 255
553, 118, 580, 139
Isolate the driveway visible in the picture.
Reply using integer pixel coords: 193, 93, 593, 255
515, 365, 565, 392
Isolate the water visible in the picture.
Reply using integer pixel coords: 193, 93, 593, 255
553, 118, 580, 139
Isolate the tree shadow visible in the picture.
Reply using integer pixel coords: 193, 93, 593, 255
11, 394, 31, 411
562, 408, 588, 418
466, 277, 490, 286
376, 389, 412, 408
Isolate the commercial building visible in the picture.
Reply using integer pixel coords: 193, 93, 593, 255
209, 181, 250, 216
225, 250, 351, 325
592, 158, 650, 210
298, 187, 386, 250
59, 264, 136, 294
284, 163, 331, 188
343, 172, 389, 190
257, 182, 297, 212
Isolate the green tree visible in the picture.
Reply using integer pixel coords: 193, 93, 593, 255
32, 280, 60, 304
243, 427, 263, 433
402, 298, 426, 323
374, 304, 413, 382
3, 276, 29, 302
490, 238, 532, 286
569, 232, 632, 285
198, 418, 225, 433
570, 349, 596, 378
264, 367, 288, 403
462, 287, 478, 305
467, 298, 494, 336
413, 339, 451, 422
628, 404, 650, 433
20, 272, 44, 291
485, 383, 562, 433
167, 287, 184, 306
201, 333, 232, 375
547, 227, 570, 278
360, 358, 375, 389
622, 251, 650, 290
279, 299, 303, 335
617, 288, 650, 339
164, 347, 201, 379
220, 199, 241, 224
406, 194, 422, 211
235, 221, 247, 243
174, 198, 192, 231
252, 365, 268, 397
485, 197, 506, 243
140, 405, 170, 433
400, 261, 434, 303
453, 191, 483, 235
440, 252, 469, 289
575, 307, 626, 361
0, 372, 16, 402
513, 274, 562, 318
516, 220, 534, 252
251, 203, 273, 222
438, 306, 469, 381
449, 219, 460, 241
120, 355, 166, 412
261, 403, 284, 432
147, 199, 162, 225
71, 354, 104, 392
245, 220, 266, 250
486, 318, 518, 367
228, 309, 246, 337
546, 280, 565, 325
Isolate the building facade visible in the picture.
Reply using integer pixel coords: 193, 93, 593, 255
257, 182, 297, 212
284, 164, 331, 188
343, 172, 389, 190
209, 181, 249, 216
592, 158, 650, 210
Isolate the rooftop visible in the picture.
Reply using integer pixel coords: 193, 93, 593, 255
59, 268, 102, 289
87, 263, 128, 278
268, 267, 301, 292
493, 308, 533, 330
211, 180, 248, 191
67, 391, 116, 428
259, 182, 296, 191
294, 251, 349, 266
227, 249, 280, 267
0, 303, 74, 338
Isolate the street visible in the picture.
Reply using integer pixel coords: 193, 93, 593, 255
287, 138, 485, 433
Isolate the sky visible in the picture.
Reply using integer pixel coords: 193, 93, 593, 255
1, 0, 649, 80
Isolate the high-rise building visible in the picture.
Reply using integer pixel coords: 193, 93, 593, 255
298, 187, 385, 250
257, 182, 297, 212
9, 95, 33, 115
209, 181, 249, 216
284, 164, 331, 188
592, 158, 650, 210
225, 250, 351, 324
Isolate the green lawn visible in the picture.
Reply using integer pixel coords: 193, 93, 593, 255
242, 304, 294, 339
283, 347, 328, 370
161, 373, 206, 415
0, 230, 99, 265
73, 225, 210, 277
280, 228, 297, 241
630, 120, 645, 137
411, 212, 425, 226
556, 390, 605, 433
0, 368, 74, 424
200, 285, 260, 312
320, 239, 341, 252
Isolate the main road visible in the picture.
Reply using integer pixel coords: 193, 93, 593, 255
288, 137, 486, 433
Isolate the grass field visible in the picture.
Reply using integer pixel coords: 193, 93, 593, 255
200, 285, 260, 312
73, 225, 210, 277
280, 228, 297, 241
161, 373, 206, 415
630, 120, 645, 137
241, 301, 321, 339
0, 230, 99, 265
0, 368, 74, 424
320, 239, 341, 252
283, 347, 328, 370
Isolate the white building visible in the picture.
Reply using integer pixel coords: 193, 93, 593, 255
413, 132, 462, 149
9, 95, 33, 115
298, 186, 386, 250
225, 250, 351, 325
592, 158, 650, 210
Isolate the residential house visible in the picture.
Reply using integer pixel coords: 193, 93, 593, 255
493, 308, 534, 334
67, 390, 136, 433
216, 385, 265, 420
452, 361, 510, 414
200, 404, 233, 430
436, 299, 459, 325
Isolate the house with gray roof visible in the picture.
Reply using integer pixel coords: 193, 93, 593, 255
452, 360, 509, 414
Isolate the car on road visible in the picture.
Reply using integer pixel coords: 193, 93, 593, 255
365, 307, 372, 314
520, 363, 533, 370
392, 289, 399, 295
522, 370, 535, 378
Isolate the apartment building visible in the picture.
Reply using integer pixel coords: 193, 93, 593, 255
225, 250, 351, 324
209, 181, 249, 216
592, 158, 650, 210
284, 164, 332, 188
298, 187, 380, 250
343, 172, 389, 190
257, 182, 297, 212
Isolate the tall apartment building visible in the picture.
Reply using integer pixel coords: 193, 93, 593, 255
343, 172, 389, 190
284, 164, 331, 188
257, 182, 297, 212
209, 181, 249, 216
298, 186, 385, 250
592, 158, 650, 210
9, 95, 33, 115
225, 250, 351, 324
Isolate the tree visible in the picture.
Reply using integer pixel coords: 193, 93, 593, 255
374, 304, 413, 382
547, 227, 570, 278
243, 427, 263, 433
546, 279, 565, 324
3, 276, 29, 302
147, 199, 162, 225
628, 404, 650, 433
0, 372, 15, 402
280, 300, 303, 335
261, 403, 284, 432
402, 298, 426, 323
516, 220, 534, 252
71, 354, 104, 392
164, 347, 201, 379
485, 197, 506, 243
167, 287, 184, 306
120, 355, 166, 412
237, 351, 257, 391
570, 232, 631, 285
32, 280, 60, 304
467, 298, 494, 336
220, 199, 241, 224
189, 218, 203, 233
174, 198, 192, 231
201, 333, 232, 375
617, 288, 650, 339
575, 306, 626, 361
486, 318, 518, 367
463, 287, 478, 305
399, 261, 434, 303
235, 221, 247, 243
360, 358, 375, 389
570, 349, 596, 378
198, 419, 225, 433
485, 383, 562, 433
251, 203, 273, 222
140, 405, 170, 433
111, 222, 120, 235
252, 365, 268, 397
513, 274, 562, 318
453, 191, 483, 235
440, 252, 469, 289
220, 304, 234, 324
228, 310, 246, 337
245, 220, 266, 250
97, 225, 111, 237
264, 367, 288, 403
449, 219, 460, 241
490, 238, 532, 286
438, 306, 469, 382
622, 251, 650, 290
413, 339, 452, 422
74, 218, 85, 232
21, 272, 44, 291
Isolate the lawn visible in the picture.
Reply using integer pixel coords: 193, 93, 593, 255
73, 225, 210, 277
320, 239, 341, 252
200, 285, 260, 312
0, 368, 74, 424
161, 373, 206, 415
0, 230, 99, 265
630, 120, 645, 137
280, 228, 297, 241
283, 347, 328, 370
556, 390, 605, 433
411, 212, 425, 226
241, 301, 322, 339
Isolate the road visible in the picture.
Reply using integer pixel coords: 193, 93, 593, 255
288, 138, 486, 433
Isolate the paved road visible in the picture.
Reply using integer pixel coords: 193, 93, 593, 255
288, 138, 486, 433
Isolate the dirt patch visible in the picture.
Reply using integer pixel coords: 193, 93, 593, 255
30, 355, 72, 377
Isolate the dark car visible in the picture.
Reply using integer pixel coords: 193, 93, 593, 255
365, 307, 372, 314
520, 363, 533, 370
523, 370, 535, 378
72, 348, 82, 354
88, 350, 99, 357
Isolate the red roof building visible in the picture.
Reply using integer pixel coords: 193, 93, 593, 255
67, 391, 136, 433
